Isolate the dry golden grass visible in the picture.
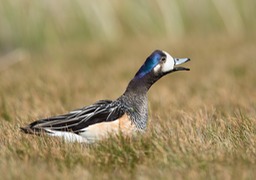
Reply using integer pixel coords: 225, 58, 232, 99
1, 35, 256, 179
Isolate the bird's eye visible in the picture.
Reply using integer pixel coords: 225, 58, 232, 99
161, 57, 166, 62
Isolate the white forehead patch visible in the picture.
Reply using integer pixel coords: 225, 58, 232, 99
162, 51, 175, 73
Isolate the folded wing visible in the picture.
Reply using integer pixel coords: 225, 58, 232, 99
21, 100, 125, 134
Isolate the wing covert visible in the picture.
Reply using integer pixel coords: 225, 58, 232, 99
21, 100, 126, 134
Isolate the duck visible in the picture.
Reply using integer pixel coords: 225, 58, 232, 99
21, 50, 190, 143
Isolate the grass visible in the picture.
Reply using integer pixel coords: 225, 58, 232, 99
0, 0, 256, 50
0, 35, 256, 179
1, 0, 256, 179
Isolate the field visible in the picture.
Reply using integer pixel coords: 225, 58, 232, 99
1, 1, 256, 180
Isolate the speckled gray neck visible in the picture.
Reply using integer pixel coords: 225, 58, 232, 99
117, 71, 161, 130
118, 93, 148, 130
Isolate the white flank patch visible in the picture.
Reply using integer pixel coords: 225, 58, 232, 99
162, 51, 175, 72
46, 129, 89, 143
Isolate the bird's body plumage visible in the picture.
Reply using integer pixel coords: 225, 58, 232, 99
21, 50, 190, 143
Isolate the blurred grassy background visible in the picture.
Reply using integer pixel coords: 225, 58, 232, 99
0, 0, 255, 51
1, 0, 256, 180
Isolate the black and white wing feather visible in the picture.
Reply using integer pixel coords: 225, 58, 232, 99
21, 100, 125, 134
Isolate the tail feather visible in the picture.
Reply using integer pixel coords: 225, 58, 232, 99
20, 126, 51, 135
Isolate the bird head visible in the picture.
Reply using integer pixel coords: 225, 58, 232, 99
135, 50, 190, 79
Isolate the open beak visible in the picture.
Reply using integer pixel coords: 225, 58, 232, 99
173, 58, 190, 71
